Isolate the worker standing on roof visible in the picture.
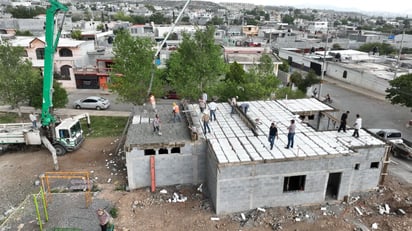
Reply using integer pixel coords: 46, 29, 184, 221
208, 99, 218, 122
202, 111, 211, 135
202, 92, 208, 103
230, 96, 238, 115
153, 114, 161, 135
268, 122, 278, 150
338, 111, 350, 133
285, 119, 296, 149
172, 102, 181, 123
352, 114, 362, 138
149, 92, 156, 112
199, 98, 206, 113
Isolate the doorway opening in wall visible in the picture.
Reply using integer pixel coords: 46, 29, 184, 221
326, 172, 342, 200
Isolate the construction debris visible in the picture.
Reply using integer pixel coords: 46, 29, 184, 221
167, 192, 187, 203
355, 206, 363, 216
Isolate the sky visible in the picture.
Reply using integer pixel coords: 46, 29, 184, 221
208, 0, 411, 16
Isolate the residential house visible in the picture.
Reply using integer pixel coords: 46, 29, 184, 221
224, 46, 282, 75
10, 36, 95, 90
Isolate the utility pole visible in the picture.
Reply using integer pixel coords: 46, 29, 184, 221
394, 29, 405, 79
318, 26, 329, 100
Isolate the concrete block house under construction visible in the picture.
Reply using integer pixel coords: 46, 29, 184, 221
124, 98, 387, 214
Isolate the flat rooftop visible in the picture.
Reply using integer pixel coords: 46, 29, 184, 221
187, 99, 385, 164
125, 99, 385, 163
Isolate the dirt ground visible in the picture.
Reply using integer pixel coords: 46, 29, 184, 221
1, 137, 412, 231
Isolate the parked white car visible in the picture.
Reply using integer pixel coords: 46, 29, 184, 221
73, 96, 110, 110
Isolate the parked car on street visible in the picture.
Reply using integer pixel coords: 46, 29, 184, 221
73, 96, 110, 110
163, 90, 180, 100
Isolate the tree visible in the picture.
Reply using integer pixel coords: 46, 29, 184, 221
385, 74, 412, 108
289, 70, 320, 93
28, 77, 68, 109
358, 42, 396, 55
0, 43, 41, 116
225, 62, 245, 84
6, 6, 46, 18
165, 26, 227, 100
217, 55, 281, 101
109, 30, 161, 105
282, 15, 294, 25
113, 11, 132, 22
208, 16, 224, 25
71, 30, 82, 40
150, 12, 170, 24
132, 15, 146, 24
15, 30, 33, 36
332, 43, 342, 50
278, 60, 290, 73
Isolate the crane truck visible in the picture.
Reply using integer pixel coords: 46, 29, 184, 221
0, 0, 90, 169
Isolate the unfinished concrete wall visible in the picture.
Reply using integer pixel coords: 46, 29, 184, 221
210, 145, 385, 214
126, 141, 207, 190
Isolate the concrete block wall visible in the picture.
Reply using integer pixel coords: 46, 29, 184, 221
211, 145, 385, 214
126, 141, 207, 190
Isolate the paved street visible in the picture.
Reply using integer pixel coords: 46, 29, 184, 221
320, 77, 412, 184
321, 77, 412, 140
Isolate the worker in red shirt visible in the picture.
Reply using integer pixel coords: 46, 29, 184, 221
172, 102, 181, 123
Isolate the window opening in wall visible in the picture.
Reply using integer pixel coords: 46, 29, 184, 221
59, 48, 73, 57
144, 149, 155, 155
171, 147, 180, 154
370, 162, 379, 168
36, 48, 45, 59
354, 163, 360, 170
343, 70, 347, 79
159, 148, 168, 154
283, 175, 306, 192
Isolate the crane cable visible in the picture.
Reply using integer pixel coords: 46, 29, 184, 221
147, 0, 192, 96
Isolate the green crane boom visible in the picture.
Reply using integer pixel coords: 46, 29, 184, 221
41, 0, 68, 126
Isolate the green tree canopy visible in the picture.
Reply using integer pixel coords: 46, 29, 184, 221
165, 26, 227, 100
70, 30, 82, 40
113, 11, 132, 22
109, 30, 162, 105
208, 16, 224, 25
0, 43, 41, 115
282, 15, 294, 25
217, 55, 281, 101
358, 42, 396, 55
385, 74, 412, 108
290, 70, 320, 93
28, 77, 68, 109
6, 6, 46, 18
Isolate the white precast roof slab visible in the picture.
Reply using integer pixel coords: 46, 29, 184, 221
277, 98, 334, 113
193, 100, 384, 165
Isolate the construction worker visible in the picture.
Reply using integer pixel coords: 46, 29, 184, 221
172, 102, 181, 123
96, 208, 112, 231
202, 111, 211, 135
149, 93, 156, 112
153, 114, 161, 135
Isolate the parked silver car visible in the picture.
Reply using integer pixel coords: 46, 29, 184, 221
73, 96, 110, 110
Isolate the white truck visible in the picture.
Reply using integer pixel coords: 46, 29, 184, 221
367, 128, 412, 160
0, 113, 90, 156
0, 0, 91, 170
